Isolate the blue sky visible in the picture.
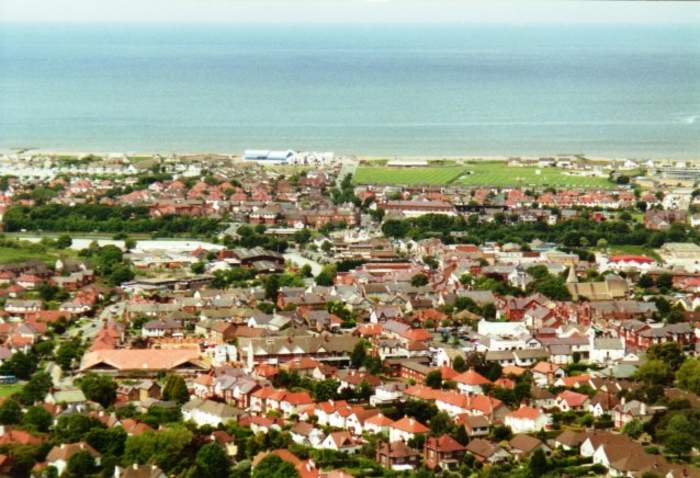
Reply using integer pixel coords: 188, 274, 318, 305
0, 0, 698, 24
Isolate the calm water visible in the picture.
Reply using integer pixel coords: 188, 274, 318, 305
1, 24, 699, 157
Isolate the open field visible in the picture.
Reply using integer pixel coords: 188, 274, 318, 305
0, 383, 22, 398
353, 162, 614, 187
353, 166, 465, 185
0, 246, 58, 264
459, 162, 613, 188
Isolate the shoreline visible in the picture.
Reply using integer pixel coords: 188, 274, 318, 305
3, 149, 698, 164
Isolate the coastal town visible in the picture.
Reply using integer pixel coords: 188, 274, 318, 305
0, 151, 699, 478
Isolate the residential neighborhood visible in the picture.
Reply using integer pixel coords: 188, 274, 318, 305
0, 153, 698, 477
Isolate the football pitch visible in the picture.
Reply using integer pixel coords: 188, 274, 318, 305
353, 163, 612, 188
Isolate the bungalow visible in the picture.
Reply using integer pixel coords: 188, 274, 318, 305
465, 438, 510, 464
556, 390, 590, 412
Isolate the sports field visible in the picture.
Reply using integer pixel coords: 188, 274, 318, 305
353, 166, 465, 185
459, 162, 612, 188
353, 162, 612, 188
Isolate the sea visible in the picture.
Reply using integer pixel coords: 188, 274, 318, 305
0, 23, 699, 158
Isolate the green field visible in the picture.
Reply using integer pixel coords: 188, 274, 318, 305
0, 247, 58, 264
459, 162, 612, 188
353, 162, 613, 188
353, 166, 466, 185
0, 383, 22, 398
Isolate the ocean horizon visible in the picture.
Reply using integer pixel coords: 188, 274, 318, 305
1, 23, 699, 158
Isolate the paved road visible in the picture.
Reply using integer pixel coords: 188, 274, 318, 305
283, 252, 323, 276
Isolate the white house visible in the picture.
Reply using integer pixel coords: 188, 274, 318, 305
389, 417, 429, 443
504, 406, 549, 434
182, 398, 240, 426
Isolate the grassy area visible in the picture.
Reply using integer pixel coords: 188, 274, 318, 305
459, 162, 613, 188
353, 166, 465, 185
604, 244, 661, 261
353, 162, 614, 188
0, 246, 58, 264
0, 383, 23, 398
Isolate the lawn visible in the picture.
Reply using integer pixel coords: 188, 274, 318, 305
459, 162, 613, 188
0, 246, 58, 264
353, 166, 465, 185
0, 383, 23, 398
353, 162, 613, 188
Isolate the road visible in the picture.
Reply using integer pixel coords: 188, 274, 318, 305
284, 252, 323, 276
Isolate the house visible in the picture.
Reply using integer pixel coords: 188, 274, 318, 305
389, 416, 429, 443
554, 430, 586, 451
364, 413, 395, 435
556, 390, 590, 412
182, 398, 242, 426
376, 441, 422, 471
114, 464, 167, 478
465, 438, 510, 464
531, 362, 564, 387
320, 431, 362, 453
508, 434, 550, 459
290, 422, 324, 447
453, 368, 492, 395
504, 406, 549, 433
45, 389, 87, 407
589, 337, 625, 365
423, 434, 467, 470
45, 442, 101, 476
457, 414, 491, 439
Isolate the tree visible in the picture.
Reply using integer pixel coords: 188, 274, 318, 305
0, 398, 22, 425
19, 371, 52, 405
77, 373, 117, 408
265, 274, 282, 302
109, 264, 135, 285
676, 358, 700, 395
647, 343, 685, 372
529, 448, 548, 478
191, 262, 205, 274
350, 341, 368, 369
622, 419, 644, 439
252, 454, 299, 478
22, 406, 53, 432
636, 359, 671, 386
0, 350, 36, 379
56, 339, 83, 371
452, 355, 467, 373
315, 265, 336, 286
300, 264, 312, 278
429, 411, 453, 436
425, 370, 443, 389
656, 273, 673, 290
661, 414, 695, 458
53, 414, 105, 443
55, 234, 72, 249
638, 274, 654, 289
196, 442, 230, 477
124, 426, 193, 473
162, 374, 190, 404
411, 273, 429, 287
64, 451, 97, 477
